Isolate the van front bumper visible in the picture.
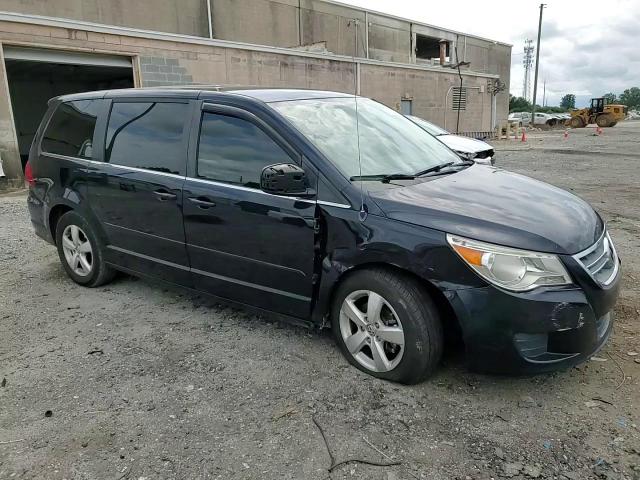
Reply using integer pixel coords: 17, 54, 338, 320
446, 265, 621, 374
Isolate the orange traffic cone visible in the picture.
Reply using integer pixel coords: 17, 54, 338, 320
521, 128, 527, 142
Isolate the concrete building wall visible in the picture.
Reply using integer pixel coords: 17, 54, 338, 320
299, 0, 366, 57
360, 64, 492, 133
0, 0, 209, 37
368, 13, 411, 63
210, 0, 300, 48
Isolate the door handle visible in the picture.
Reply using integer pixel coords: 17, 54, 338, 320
154, 190, 177, 201
188, 196, 216, 209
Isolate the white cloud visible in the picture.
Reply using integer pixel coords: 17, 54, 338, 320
340, 0, 640, 107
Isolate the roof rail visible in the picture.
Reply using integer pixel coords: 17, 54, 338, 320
139, 84, 323, 92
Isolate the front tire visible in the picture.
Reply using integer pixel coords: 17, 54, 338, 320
55, 211, 115, 287
331, 268, 443, 384
570, 116, 585, 128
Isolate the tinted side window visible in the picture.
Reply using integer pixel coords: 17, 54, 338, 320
105, 102, 188, 175
197, 112, 291, 188
41, 100, 101, 159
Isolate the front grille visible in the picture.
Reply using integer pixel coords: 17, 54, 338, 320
475, 149, 494, 159
574, 231, 619, 286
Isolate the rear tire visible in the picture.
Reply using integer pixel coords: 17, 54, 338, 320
55, 211, 115, 287
331, 268, 443, 384
596, 114, 615, 127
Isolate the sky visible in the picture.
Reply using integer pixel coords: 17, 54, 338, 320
340, 0, 640, 108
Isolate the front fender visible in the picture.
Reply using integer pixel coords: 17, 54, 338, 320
311, 210, 485, 324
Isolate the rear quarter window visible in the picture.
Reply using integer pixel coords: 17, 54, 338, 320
41, 100, 102, 159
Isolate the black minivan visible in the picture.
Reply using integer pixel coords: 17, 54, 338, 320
26, 87, 621, 384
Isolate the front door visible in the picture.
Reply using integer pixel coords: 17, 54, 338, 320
87, 99, 192, 284
183, 104, 316, 318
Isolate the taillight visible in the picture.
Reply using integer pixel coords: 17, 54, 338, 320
24, 161, 35, 188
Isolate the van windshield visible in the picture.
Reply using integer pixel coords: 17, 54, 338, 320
271, 97, 461, 180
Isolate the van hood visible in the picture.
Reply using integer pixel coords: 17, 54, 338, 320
438, 134, 492, 154
368, 165, 603, 255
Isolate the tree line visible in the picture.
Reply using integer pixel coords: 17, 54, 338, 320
510, 87, 640, 113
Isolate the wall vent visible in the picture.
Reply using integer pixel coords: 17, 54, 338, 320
452, 87, 467, 111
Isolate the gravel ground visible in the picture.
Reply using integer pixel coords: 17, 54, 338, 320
1, 122, 639, 480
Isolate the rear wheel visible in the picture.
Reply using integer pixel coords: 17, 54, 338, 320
55, 211, 115, 287
596, 114, 615, 127
331, 268, 443, 384
570, 116, 585, 128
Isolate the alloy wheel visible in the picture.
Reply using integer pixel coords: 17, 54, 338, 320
339, 290, 405, 372
61, 225, 93, 277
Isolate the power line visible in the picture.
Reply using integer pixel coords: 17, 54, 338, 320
522, 39, 534, 102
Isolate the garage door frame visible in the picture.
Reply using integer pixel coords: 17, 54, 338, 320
0, 41, 140, 179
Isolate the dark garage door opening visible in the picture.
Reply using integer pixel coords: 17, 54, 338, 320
3, 47, 134, 169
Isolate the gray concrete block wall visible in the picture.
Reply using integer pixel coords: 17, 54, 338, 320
210, 0, 300, 48
139, 56, 194, 87
0, 0, 209, 37
360, 64, 493, 132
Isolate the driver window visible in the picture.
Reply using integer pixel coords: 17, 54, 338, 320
197, 112, 292, 189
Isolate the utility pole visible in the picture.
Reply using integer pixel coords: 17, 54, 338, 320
542, 79, 546, 107
522, 39, 534, 101
531, 3, 546, 121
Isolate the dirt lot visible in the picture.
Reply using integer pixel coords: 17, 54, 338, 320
1, 122, 639, 480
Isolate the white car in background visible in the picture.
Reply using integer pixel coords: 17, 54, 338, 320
407, 116, 495, 165
508, 112, 531, 126
509, 112, 568, 127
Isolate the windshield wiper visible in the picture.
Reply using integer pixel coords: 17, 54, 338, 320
415, 160, 474, 177
350, 173, 416, 183
414, 162, 455, 177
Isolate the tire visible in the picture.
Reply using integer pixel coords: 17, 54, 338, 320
570, 116, 585, 128
55, 211, 116, 287
596, 114, 613, 128
596, 114, 614, 127
331, 268, 443, 384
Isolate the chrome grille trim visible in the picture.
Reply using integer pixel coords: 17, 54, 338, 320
585, 247, 608, 269
573, 230, 619, 287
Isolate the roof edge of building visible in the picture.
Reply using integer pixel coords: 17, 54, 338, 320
322, 0, 513, 47
0, 11, 500, 79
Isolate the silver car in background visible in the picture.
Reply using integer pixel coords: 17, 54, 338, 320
406, 116, 495, 165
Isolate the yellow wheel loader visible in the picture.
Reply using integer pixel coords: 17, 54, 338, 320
568, 97, 627, 128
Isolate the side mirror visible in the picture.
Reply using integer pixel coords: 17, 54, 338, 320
261, 163, 310, 196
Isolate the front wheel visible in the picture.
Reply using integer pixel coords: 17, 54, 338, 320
55, 211, 116, 287
331, 269, 443, 384
570, 116, 585, 128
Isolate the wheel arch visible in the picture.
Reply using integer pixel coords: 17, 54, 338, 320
316, 261, 463, 346
47, 200, 108, 246
48, 203, 74, 241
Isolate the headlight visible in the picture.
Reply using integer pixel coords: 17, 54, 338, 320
455, 150, 477, 161
447, 234, 572, 291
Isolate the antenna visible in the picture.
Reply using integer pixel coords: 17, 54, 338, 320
348, 18, 366, 221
